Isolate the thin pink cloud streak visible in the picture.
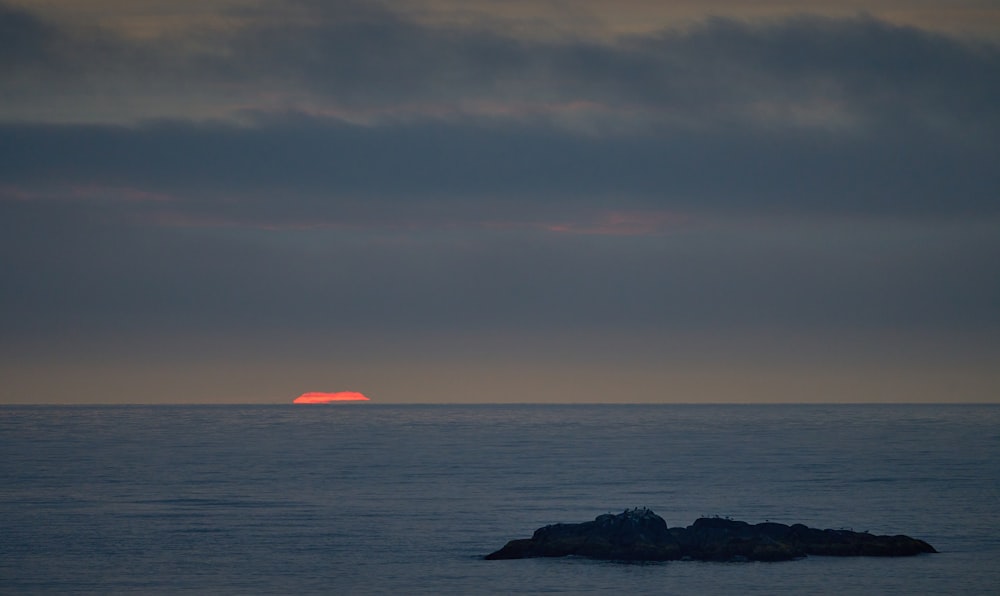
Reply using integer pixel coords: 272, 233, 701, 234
543, 211, 689, 236
143, 206, 690, 237
0, 184, 175, 203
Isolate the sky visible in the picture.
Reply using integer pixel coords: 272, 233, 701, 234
1, 0, 998, 404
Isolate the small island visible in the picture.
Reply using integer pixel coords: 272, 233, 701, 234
485, 508, 936, 562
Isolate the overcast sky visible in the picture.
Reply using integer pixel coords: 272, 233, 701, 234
2, 0, 998, 403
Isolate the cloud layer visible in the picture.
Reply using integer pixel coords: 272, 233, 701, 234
2, 2, 998, 225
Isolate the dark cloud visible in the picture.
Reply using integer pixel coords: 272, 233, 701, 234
0, 3, 53, 67
210, 11, 1000, 133
1, 4, 997, 222
0, 112, 996, 224
2, 2, 998, 132
626, 16, 1000, 119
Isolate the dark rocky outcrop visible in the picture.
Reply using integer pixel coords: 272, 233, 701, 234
485, 508, 936, 562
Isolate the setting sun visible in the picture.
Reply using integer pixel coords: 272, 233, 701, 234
293, 391, 370, 404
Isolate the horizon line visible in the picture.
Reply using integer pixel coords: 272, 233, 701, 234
2, 401, 997, 407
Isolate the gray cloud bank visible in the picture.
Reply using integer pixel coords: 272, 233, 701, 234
1, 116, 997, 224
2, 2, 999, 125
2, 1, 998, 220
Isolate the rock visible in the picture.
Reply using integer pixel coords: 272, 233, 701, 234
484, 509, 937, 562
486, 507, 682, 561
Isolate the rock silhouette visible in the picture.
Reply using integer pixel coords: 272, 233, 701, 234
485, 508, 936, 562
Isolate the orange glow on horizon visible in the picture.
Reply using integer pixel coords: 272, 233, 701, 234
293, 391, 370, 404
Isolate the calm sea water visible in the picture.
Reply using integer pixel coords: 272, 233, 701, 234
2, 404, 998, 594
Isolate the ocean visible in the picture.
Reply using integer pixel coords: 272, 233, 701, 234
2, 404, 998, 594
